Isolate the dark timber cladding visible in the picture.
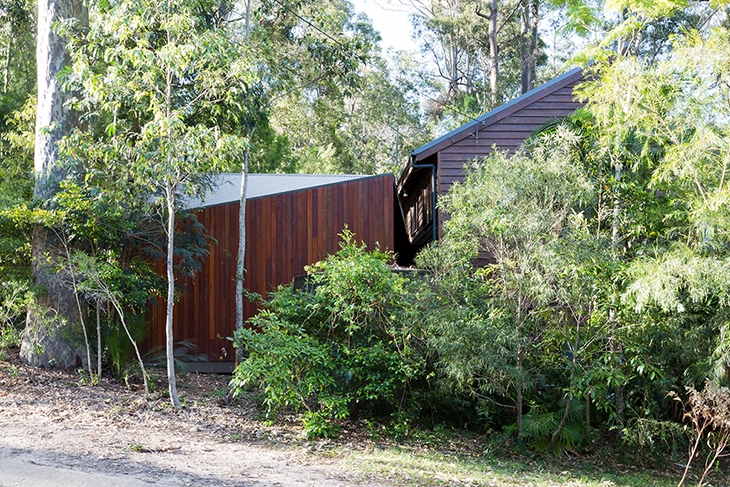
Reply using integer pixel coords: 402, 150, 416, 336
396, 68, 585, 263
147, 174, 395, 363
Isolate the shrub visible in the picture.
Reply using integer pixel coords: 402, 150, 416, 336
0, 279, 33, 351
231, 230, 427, 436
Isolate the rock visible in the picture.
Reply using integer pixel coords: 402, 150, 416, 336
20, 307, 86, 369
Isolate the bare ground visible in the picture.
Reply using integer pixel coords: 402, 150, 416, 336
0, 353, 395, 487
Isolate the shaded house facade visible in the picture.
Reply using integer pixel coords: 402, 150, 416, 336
396, 68, 585, 264
147, 173, 397, 366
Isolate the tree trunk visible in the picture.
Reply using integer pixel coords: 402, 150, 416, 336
476, 0, 498, 105
488, 0, 498, 104
96, 300, 102, 377
611, 161, 625, 434
235, 0, 253, 366
519, 0, 539, 94
529, 0, 538, 90
3, 35, 11, 94
519, 0, 529, 95
520, 0, 540, 95
516, 307, 524, 438
165, 181, 181, 409
21, 0, 88, 368
516, 379, 523, 438
235, 147, 249, 364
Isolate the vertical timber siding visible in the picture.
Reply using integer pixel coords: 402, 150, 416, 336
147, 174, 395, 361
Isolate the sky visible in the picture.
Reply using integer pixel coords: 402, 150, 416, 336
351, 0, 417, 53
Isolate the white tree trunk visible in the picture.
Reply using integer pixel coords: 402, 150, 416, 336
96, 300, 102, 377
475, 0, 499, 104
235, 5, 252, 365
165, 181, 181, 409
22, 0, 88, 368
487, 0, 498, 104
235, 149, 248, 364
520, 0, 529, 95
34, 0, 87, 199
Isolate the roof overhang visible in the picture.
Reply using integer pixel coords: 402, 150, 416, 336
412, 67, 584, 163
186, 173, 389, 209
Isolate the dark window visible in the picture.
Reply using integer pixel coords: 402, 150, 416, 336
410, 200, 419, 235
424, 184, 432, 224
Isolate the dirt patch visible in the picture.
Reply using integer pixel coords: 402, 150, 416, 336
0, 351, 393, 486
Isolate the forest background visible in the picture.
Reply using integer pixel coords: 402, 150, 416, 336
2, 0, 730, 484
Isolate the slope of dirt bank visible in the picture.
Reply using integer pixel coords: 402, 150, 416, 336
0, 353, 392, 487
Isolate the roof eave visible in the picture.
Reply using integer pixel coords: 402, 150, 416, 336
410, 67, 585, 162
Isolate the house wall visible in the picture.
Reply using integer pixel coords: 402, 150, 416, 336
147, 174, 395, 362
396, 71, 585, 261
436, 83, 583, 197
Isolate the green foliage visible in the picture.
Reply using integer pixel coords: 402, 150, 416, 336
231, 230, 426, 437
0, 98, 33, 350
0, 279, 32, 349
0, 96, 33, 288
104, 312, 147, 380
0, 0, 35, 119
233, 311, 337, 416
62, 0, 260, 212
67, 250, 156, 381
621, 418, 686, 461
504, 399, 587, 454
270, 49, 425, 175
411, 19, 730, 457
425, 128, 596, 438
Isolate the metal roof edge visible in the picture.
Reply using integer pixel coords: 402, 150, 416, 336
410, 67, 584, 159
192, 173, 393, 209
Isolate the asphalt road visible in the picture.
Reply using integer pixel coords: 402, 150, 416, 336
0, 459, 157, 487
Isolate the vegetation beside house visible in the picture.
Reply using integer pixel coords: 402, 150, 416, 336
2, 0, 730, 484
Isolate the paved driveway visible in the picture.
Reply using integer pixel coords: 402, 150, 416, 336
0, 459, 160, 487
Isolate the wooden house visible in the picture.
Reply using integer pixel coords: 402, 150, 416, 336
396, 68, 585, 264
147, 173, 397, 370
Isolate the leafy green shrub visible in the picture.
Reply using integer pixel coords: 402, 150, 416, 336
621, 417, 686, 461
504, 398, 587, 454
231, 230, 427, 437
0, 280, 33, 351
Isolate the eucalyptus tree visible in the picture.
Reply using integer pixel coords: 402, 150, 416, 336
389, 0, 558, 129
21, 0, 88, 368
62, 0, 256, 407
258, 0, 426, 175
272, 54, 425, 175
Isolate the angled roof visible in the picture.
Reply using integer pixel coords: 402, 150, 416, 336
186, 173, 382, 209
411, 67, 584, 162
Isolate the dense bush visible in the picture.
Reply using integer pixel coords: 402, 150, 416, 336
231, 230, 428, 437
